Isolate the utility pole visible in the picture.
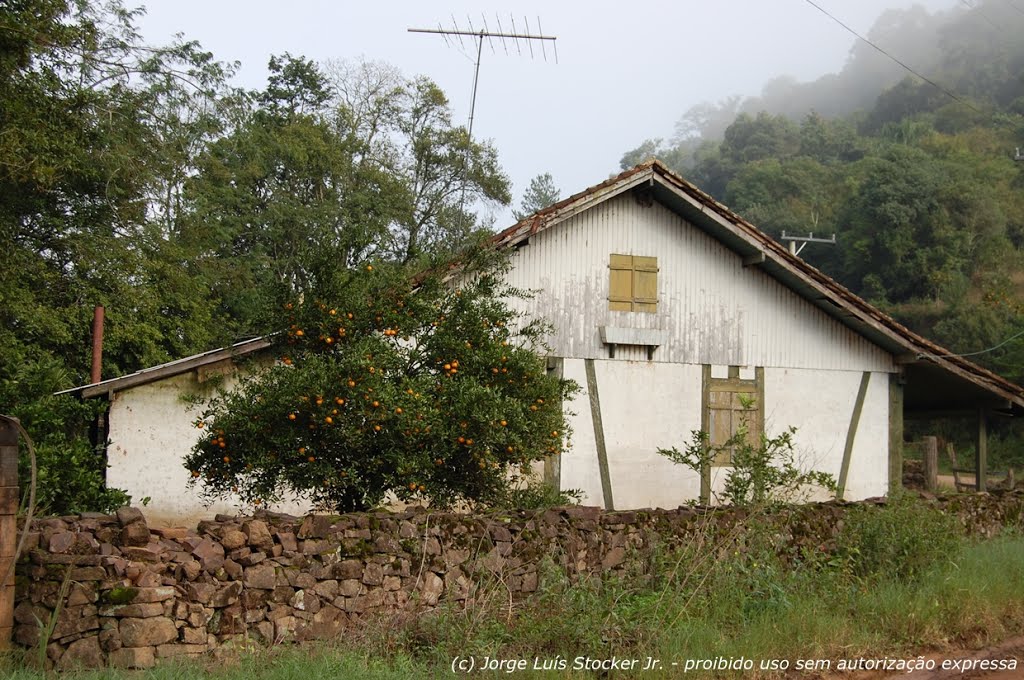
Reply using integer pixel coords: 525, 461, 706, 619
409, 17, 557, 224
781, 231, 836, 258
1015, 147, 1023, 162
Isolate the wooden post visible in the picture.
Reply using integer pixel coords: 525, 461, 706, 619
888, 375, 904, 495
922, 436, 938, 493
0, 418, 18, 650
976, 409, 988, 493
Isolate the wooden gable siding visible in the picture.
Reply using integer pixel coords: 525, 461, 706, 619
504, 193, 895, 372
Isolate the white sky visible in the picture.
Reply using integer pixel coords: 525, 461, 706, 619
137, 0, 957, 225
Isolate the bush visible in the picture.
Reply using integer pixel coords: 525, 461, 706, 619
658, 426, 836, 506
837, 494, 963, 583
185, 249, 578, 512
2, 359, 130, 515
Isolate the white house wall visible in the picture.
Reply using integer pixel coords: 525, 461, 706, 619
106, 371, 311, 526
763, 367, 889, 501
559, 361, 889, 509
505, 193, 894, 373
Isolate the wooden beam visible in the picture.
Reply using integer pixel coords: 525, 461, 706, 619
838, 372, 871, 500
544, 358, 564, 491
889, 375, 904, 495
922, 436, 938, 493
742, 252, 766, 267
700, 364, 711, 505
976, 408, 988, 492
584, 360, 614, 511
0, 418, 18, 651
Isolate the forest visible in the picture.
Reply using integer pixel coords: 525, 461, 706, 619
2, 0, 1024, 511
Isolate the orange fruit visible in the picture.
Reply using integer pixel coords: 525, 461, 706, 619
295, 329, 304, 337
325, 416, 333, 424
373, 424, 382, 432
500, 420, 507, 426
307, 456, 315, 462
395, 407, 403, 414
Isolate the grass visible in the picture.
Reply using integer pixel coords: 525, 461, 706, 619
4, 499, 1024, 678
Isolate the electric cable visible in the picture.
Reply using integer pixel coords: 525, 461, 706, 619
801, 0, 983, 114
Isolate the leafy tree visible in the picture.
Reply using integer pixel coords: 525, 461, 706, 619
183, 55, 405, 338
514, 172, 561, 219
0, 0, 234, 510
184, 247, 578, 512
329, 59, 511, 264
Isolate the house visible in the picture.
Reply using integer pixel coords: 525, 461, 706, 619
62, 160, 1024, 519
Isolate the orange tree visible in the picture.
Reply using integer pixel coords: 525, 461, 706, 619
184, 250, 577, 512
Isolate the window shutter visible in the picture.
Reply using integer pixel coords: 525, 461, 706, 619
608, 254, 658, 313
707, 373, 763, 466
609, 254, 634, 311
633, 256, 658, 313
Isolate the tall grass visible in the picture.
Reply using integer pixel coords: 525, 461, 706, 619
4, 498, 1024, 678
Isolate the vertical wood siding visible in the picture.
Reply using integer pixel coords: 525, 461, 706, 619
504, 193, 894, 372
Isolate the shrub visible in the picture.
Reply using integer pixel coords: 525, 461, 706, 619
837, 494, 963, 583
658, 426, 836, 506
2, 359, 130, 514
184, 249, 578, 512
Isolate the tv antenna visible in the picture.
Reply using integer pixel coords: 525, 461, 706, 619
409, 16, 557, 222
781, 231, 836, 257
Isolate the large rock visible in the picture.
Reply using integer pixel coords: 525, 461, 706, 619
421, 572, 443, 606
120, 522, 151, 547
221, 530, 247, 551
244, 563, 277, 589
109, 646, 156, 669
243, 520, 274, 550
211, 581, 243, 608
120, 616, 178, 647
116, 506, 146, 527
57, 637, 104, 670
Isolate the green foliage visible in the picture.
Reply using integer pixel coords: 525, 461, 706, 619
836, 494, 962, 583
184, 249, 578, 512
1, 359, 129, 515
658, 426, 836, 506
496, 480, 583, 510
513, 172, 561, 220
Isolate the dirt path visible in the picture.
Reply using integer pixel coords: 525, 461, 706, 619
814, 636, 1024, 679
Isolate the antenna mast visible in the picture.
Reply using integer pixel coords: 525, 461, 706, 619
781, 231, 837, 258
409, 17, 557, 223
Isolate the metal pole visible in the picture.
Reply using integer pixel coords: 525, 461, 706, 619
91, 305, 104, 384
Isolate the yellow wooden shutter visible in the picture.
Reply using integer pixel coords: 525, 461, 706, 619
609, 254, 658, 313
633, 256, 658, 313
708, 377, 761, 466
609, 254, 634, 311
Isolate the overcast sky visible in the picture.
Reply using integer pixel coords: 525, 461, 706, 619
138, 0, 958, 225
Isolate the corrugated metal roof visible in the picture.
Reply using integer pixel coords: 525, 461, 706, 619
495, 159, 1024, 410
58, 337, 271, 399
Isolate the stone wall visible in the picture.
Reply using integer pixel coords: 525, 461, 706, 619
12, 491, 1024, 670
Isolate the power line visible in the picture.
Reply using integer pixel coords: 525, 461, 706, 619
959, 0, 1001, 30
918, 327, 1024, 359
801, 0, 983, 114
1000, 0, 1024, 17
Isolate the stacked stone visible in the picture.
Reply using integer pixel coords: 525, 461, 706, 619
11, 489, 1024, 670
